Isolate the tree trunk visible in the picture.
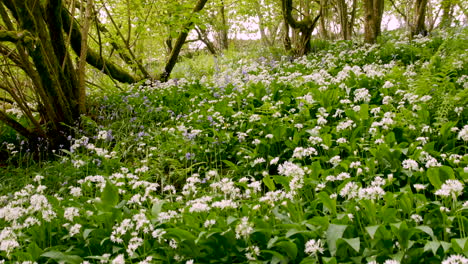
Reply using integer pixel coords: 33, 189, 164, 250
281, 0, 321, 56
195, 26, 218, 55
411, 0, 428, 36
363, 0, 384, 43
160, 0, 209, 82
219, 0, 229, 50
440, 0, 453, 28
319, 0, 329, 39
255, 0, 273, 47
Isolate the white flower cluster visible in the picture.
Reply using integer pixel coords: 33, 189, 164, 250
235, 217, 254, 239
435, 179, 464, 198
304, 239, 324, 256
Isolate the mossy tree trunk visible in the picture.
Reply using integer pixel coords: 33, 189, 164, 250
0, 0, 139, 150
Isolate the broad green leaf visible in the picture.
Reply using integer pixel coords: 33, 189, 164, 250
267, 236, 280, 249
322, 256, 337, 264
441, 241, 451, 252
424, 241, 440, 255
261, 250, 287, 261
452, 238, 468, 253
83, 229, 95, 240
365, 225, 381, 239
41, 251, 82, 264
27, 242, 42, 260
300, 256, 319, 264
222, 160, 238, 170
275, 240, 298, 259
318, 191, 336, 215
342, 237, 360, 253
165, 228, 196, 242
415, 226, 435, 240
101, 181, 119, 208
263, 175, 276, 191
151, 200, 165, 219
327, 224, 347, 256
385, 132, 396, 145
272, 175, 290, 189
427, 167, 442, 189
359, 104, 369, 120
439, 166, 455, 181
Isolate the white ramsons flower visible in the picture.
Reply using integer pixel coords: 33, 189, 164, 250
304, 239, 324, 256
112, 254, 125, 264
353, 88, 371, 103
442, 255, 468, 264
64, 207, 80, 222
97, 130, 108, 140
384, 260, 400, 264
69, 186, 82, 197
329, 156, 341, 167
0, 228, 19, 257
458, 125, 468, 142
246, 245, 260, 261
411, 214, 423, 223
68, 223, 82, 237
435, 179, 464, 198
235, 217, 254, 239
402, 159, 419, 171
278, 162, 305, 177
292, 147, 318, 159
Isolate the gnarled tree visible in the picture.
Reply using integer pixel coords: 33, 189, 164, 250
281, 0, 321, 56
0, 0, 208, 152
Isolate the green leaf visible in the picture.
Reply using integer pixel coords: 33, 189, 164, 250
272, 175, 290, 189
322, 256, 337, 264
309, 161, 322, 181
359, 104, 369, 120
327, 224, 347, 256
342, 237, 360, 253
452, 238, 468, 253
424, 241, 440, 255
27, 242, 42, 260
439, 166, 455, 181
440, 241, 451, 252
263, 175, 276, 191
222, 160, 238, 170
365, 225, 381, 239
318, 191, 336, 215
151, 200, 165, 219
101, 181, 119, 208
427, 167, 442, 189
41, 251, 82, 264
261, 250, 287, 261
165, 228, 196, 242
275, 240, 298, 259
300, 256, 320, 264
267, 236, 280, 248
83, 229, 95, 240
415, 226, 435, 240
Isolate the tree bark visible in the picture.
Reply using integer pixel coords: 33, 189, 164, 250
363, 0, 384, 43
219, 0, 229, 50
281, 0, 321, 56
411, 0, 428, 36
440, 0, 453, 28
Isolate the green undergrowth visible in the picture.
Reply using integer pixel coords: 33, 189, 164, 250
0, 29, 467, 263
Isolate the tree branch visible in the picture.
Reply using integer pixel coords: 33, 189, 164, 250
160, 0, 209, 82
61, 7, 138, 83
